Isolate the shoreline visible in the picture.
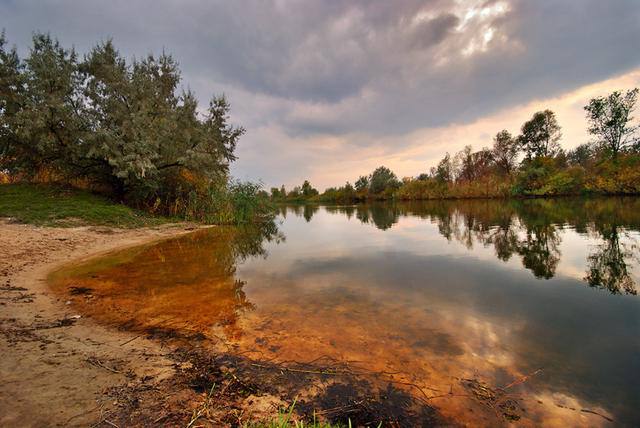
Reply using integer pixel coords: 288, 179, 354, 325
0, 220, 208, 427
275, 193, 640, 205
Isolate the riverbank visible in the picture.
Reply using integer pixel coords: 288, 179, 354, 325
0, 221, 304, 427
0, 220, 209, 426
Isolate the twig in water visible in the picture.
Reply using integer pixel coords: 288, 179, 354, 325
580, 408, 614, 422
502, 368, 543, 390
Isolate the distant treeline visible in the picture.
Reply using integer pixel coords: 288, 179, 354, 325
0, 32, 271, 224
272, 89, 640, 203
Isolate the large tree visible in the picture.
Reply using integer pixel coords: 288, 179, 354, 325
584, 88, 638, 158
354, 175, 369, 192
0, 33, 244, 209
0, 32, 23, 167
431, 152, 454, 183
300, 179, 318, 197
2, 33, 87, 177
368, 166, 400, 194
518, 110, 562, 159
492, 130, 519, 175
455, 145, 493, 181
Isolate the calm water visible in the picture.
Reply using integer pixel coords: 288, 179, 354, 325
51, 198, 640, 426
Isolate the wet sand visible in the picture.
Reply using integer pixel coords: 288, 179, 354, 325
0, 221, 207, 427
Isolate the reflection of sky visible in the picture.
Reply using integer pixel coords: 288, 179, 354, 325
238, 206, 640, 425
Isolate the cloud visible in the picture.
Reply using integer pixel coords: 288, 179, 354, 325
1, 0, 639, 187
233, 69, 640, 189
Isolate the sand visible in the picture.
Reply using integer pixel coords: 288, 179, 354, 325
0, 220, 204, 427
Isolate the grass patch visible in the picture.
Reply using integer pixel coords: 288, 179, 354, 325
242, 399, 374, 428
0, 183, 173, 227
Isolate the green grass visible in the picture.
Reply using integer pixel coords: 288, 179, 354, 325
243, 399, 376, 428
0, 183, 172, 227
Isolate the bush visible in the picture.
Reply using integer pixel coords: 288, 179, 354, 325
175, 181, 274, 224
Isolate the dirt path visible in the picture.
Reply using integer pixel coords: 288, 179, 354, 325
0, 220, 208, 427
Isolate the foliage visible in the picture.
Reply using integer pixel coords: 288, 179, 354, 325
431, 152, 454, 183
243, 399, 361, 428
368, 166, 400, 195
584, 88, 639, 158
317, 181, 359, 203
301, 180, 319, 197
492, 130, 519, 175
518, 110, 562, 159
174, 180, 274, 224
0, 183, 170, 227
0, 32, 267, 224
566, 143, 593, 168
455, 145, 493, 182
513, 157, 567, 196
584, 153, 640, 194
354, 175, 369, 192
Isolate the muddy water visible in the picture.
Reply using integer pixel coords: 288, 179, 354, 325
50, 198, 640, 426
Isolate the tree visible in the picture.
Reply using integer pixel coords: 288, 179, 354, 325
492, 130, 519, 175
300, 180, 318, 197
5, 33, 86, 177
288, 186, 301, 198
455, 145, 474, 181
454, 145, 493, 182
432, 153, 453, 183
0, 32, 246, 217
354, 175, 369, 192
518, 110, 562, 159
566, 143, 593, 168
343, 181, 355, 199
368, 166, 400, 194
584, 88, 639, 158
0, 32, 24, 167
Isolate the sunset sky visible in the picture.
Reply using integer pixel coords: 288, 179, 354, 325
2, 0, 639, 189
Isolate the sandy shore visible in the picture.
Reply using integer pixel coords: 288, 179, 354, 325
0, 220, 208, 427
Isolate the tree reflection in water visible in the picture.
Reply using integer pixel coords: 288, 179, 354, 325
311, 198, 640, 294
49, 220, 286, 339
586, 224, 638, 295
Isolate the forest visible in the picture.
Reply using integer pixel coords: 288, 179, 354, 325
272, 89, 640, 203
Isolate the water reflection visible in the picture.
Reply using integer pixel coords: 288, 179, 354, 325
586, 224, 638, 295
50, 198, 640, 426
49, 223, 283, 339
314, 199, 639, 294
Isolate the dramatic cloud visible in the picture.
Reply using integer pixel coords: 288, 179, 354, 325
2, 0, 639, 188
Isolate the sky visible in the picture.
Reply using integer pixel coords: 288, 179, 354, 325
2, 0, 639, 190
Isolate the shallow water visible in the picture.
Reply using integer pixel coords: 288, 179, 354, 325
51, 198, 640, 426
